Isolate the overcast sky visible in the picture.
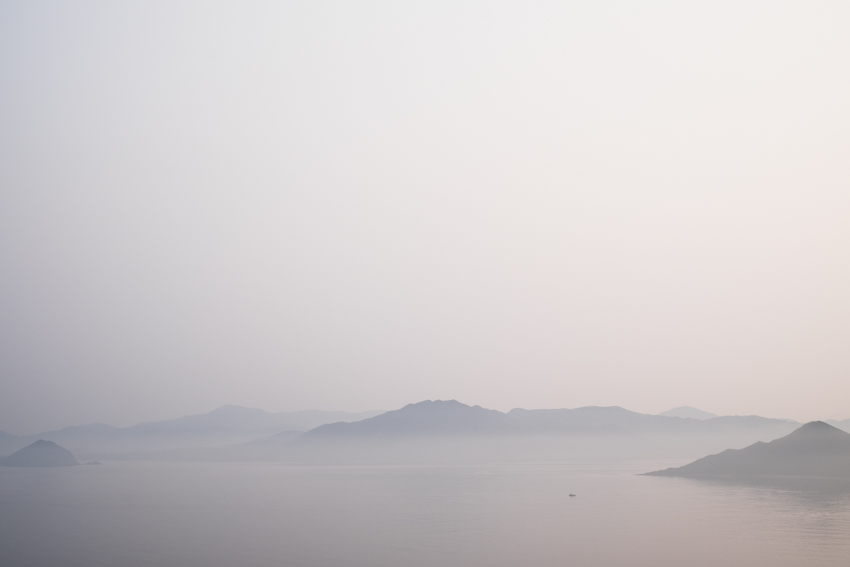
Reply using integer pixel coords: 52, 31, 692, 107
1, 1, 849, 434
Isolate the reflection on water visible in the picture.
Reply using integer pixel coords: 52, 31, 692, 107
685, 474, 850, 499
1, 462, 849, 567
663, 475, 850, 563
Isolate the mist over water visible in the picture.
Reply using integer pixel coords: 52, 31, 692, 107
2, 462, 849, 567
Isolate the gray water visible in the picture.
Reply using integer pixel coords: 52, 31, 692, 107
2, 461, 850, 567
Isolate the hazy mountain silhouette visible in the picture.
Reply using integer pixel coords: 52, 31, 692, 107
0, 406, 383, 458
508, 406, 660, 434
645, 421, 850, 478
1, 440, 78, 467
299, 401, 795, 441
277, 400, 801, 464
658, 406, 718, 420
504, 406, 786, 436
0, 401, 807, 464
299, 400, 516, 440
126, 405, 380, 436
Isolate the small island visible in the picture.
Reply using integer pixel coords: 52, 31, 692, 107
0, 439, 79, 467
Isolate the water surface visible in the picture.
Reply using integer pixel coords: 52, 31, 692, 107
1, 461, 849, 567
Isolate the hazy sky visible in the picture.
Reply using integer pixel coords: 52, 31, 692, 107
1, 1, 849, 434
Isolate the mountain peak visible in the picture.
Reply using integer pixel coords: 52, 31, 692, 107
796, 420, 842, 432
2, 439, 78, 467
399, 400, 475, 412
300, 400, 513, 439
780, 420, 850, 445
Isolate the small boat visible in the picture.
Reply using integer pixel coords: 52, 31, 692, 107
569, 493, 576, 497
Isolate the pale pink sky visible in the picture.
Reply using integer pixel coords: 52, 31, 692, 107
1, 1, 849, 434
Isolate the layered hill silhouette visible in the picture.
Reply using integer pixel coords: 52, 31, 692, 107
0, 406, 382, 458
646, 421, 850, 478
4, 400, 838, 464
1, 440, 78, 467
86, 401, 806, 463
270, 400, 804, 463
298, 400, 796, 440
299, 400, 515, 439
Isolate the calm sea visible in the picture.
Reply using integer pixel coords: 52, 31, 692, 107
1, 461, 849, 567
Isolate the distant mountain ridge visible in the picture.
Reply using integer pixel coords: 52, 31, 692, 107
271, 401, 805, 464
646, 421, 850, 478
93, 401, 808, 463
300, 400, 515, 440
5, 400, 844, 464
124, 405, 383, 435
296, 400, 798, 443
0, 406, 384, 458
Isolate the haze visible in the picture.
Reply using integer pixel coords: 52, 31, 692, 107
1, 1, 849, 435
